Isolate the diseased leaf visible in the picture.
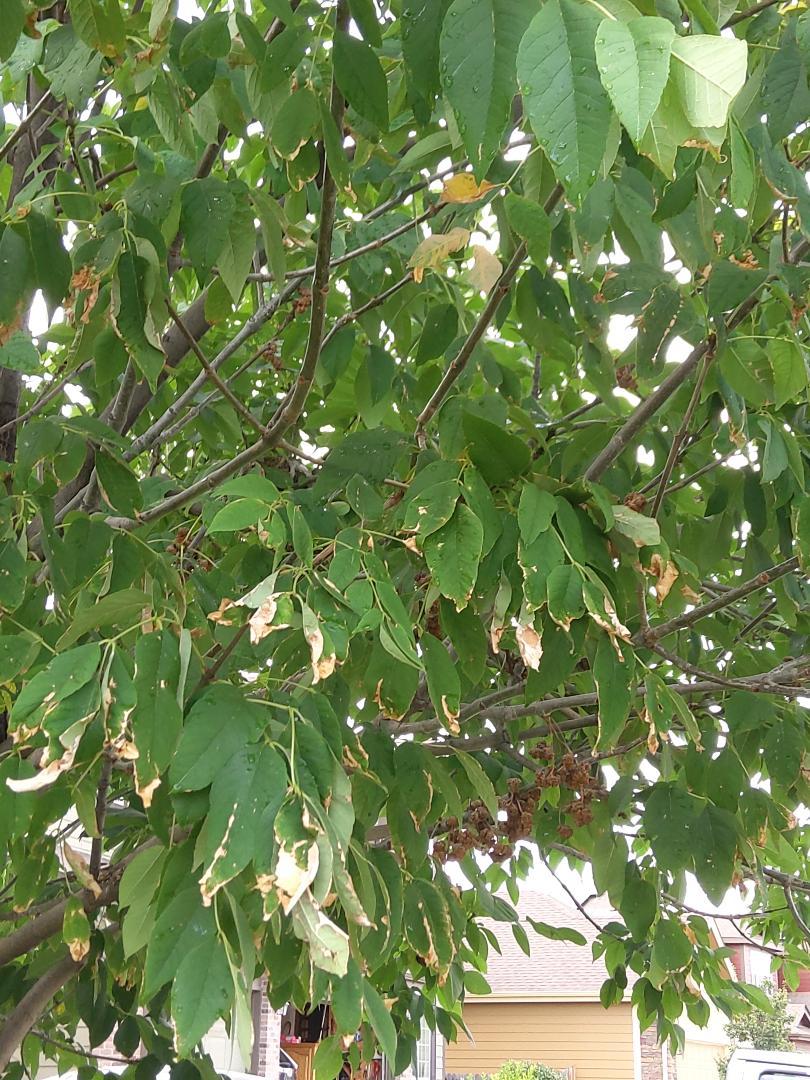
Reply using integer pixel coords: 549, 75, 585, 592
408, 228, 470, 282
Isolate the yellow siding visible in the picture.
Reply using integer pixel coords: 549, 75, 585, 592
676, 1040, 726, 1080
444, 1002, 636, 1080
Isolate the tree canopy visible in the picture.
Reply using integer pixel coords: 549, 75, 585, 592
0, 0, 809, 1076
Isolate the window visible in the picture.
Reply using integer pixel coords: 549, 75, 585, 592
412, 1017, 442, 1080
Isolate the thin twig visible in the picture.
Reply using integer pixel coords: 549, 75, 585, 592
166, 300, 265, 438
0, 94, 56, 165
723, 0, 782, 26
89, 753, 113, 879
650, 352, 713, 518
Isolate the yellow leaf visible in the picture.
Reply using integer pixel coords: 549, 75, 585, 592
469, 245, 503, 293
408, 227, 470, 283
440, 174, 498, 204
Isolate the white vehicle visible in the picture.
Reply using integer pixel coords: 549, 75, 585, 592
58, 1071, 263, 1079
727, 1047, 810, 1078
58, 1058, 297, 1080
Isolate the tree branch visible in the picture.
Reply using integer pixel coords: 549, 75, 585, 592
415, 183, 564, 445
166, 300, 266, 439
639, 556, 800, 643
0, 954, 83, 1072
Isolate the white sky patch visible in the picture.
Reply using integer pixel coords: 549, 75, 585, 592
666, 335, 694, 364
606, 313, 635, 352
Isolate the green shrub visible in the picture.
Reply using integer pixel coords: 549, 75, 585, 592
493, 1059, 564, 1080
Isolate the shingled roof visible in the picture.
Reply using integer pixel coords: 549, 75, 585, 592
475, 891, 617, 1002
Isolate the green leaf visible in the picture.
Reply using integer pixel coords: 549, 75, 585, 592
172, 928, 233, 1056
332, 957, 363, 1034
209, 498, 268, 532
416, 303, 458, 363
527, 918, 587, 946
171, 686, 264, 791
111, 248, 165, 391
348, 0, 382, 45
517, 483, 556, 545
313, 1035, 346, 1080
143, 885, 215, 999
58, 589, 151, 649
63, 895, 91, 961
10, 643, 101, 727
670, 35, 747, 128
546, 563, 584, 630
273, 87, 320, 159
0, 0, 25, 62
652, 918, 692, 972
403, 480, 461, 538
770, 337, 808, 409
218, 182, 256, 304
643, 783, 701, 872
462, 412, 531, 486
148, 70, 196, 157
505, 194, 551, 270
0, 541, 27, 611
96, 450, 143, 517
132, 631, 182, 806
611, 505, 661, 548
420, 633, 461, 729
764, 713, 803, 789
692, 805, 737, 903
180, 178, 236, 280
620, 876, 657, 941
179, 12, 231, 64
70, 0, 125, 56
0, 635, 37, 683
594, 17, 674, 145
19, 212, 72, 310
199, 744, 287, 903
333, 31, 389, 130
440, 0, 534, 176
517, 0, 611, 201
464, 969, 492, 995
403, 0, 450, 117
423, 502, 483, 610
363, 978, 398, 1062
0, 331, 39, 374
453, 748, 498, 819
0, 223, 31, 328
593, 636, 633, 748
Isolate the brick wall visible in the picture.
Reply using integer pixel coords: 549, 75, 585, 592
640, 1025, 677, 1080
254, 975, 282, 1080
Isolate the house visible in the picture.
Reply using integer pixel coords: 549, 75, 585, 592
717, 919, 810, 1056
444, 891, 677, 1080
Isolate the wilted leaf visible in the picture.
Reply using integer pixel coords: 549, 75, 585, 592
468, 245, 503, 293
408, 227, 470, 282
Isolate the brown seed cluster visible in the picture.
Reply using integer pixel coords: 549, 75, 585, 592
432, 748, 605, 865
615, 364, 638, 392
